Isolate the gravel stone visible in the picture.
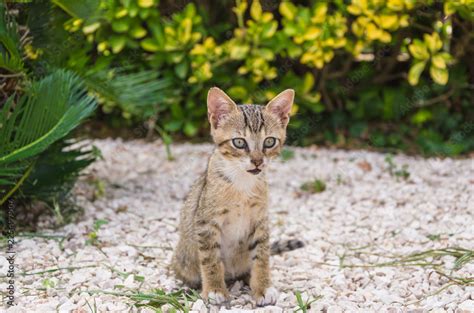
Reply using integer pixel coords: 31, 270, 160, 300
5, 139, 473, 312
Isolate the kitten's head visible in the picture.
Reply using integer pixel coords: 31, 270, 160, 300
207, 87, 294, 176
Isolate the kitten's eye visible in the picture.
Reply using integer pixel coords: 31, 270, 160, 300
264, 137, 276, 148
232, 138, 247, 149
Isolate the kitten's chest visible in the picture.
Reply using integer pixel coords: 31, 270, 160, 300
221, 206, 252, 242
219, 203, 257, 259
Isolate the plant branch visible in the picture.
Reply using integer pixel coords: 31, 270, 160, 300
415, 88, 454, 108
0, 161, 35, 206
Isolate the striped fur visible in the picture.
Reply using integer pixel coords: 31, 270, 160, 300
238, 105, 265, 133
172, 88, 298, 307
270, 239, 305, 255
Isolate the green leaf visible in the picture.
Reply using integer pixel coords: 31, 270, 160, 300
112, 19, 130, 33
0, 6, 24, 73
430, 65, 448, 85
408, 61, 427, 85
411, 109, 433, 125
174, 61, 188, 79
164, 120, 183, 132
52, 0, 100, 19
227, 86, 247, 100
184, 122, 198, 137
147, 20, 165, 46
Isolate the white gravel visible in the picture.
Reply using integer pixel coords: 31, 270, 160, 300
2, 138, 473, 312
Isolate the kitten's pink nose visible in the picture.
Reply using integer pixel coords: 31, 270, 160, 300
251, 158, 264, 168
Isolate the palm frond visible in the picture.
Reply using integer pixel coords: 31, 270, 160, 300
20, 140, 99, 199
0, 69, 97, 202
51, 0, 101, 20
85, 69, 173, 118
0, 70, 96, 164
0, 4, 24, 73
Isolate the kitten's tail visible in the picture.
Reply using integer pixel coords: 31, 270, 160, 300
270, 239, 304, 255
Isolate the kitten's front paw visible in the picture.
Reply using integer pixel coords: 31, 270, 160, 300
202, 290, 229, 305
254, 286, 279, 307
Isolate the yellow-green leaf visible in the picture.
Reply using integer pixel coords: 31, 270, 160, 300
408, 61, 427, 85
262, 21, 277, 38
259, 48, 274, 60
287, 45, 302, 58
430, 65, 448, 85
438, 52, 453, 62
229, 45, 250, 59
279, 2, 296, 20
347, 4, 362, 15
302, 72, 314, 93
378, 15, 398, 30
387, 0, 404, 11
250, 0, 262, 21
180, 18, 192, 43
312, 3, 327, 24
228, 86, 247, 100
304, 27, 321, 40
408, 40, 429, 60
424, 32, 442, 53
431, 54, 446, 69
140, 38, 160, 52
444, 2, 457, 15
115, 8, 128, 18
138, 0, 154, 8
109, 36, 127, 53
82, 22, 101, 34
129, 25, 147, 38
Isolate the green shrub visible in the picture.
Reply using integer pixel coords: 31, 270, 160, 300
27, 0, 474, 155
0, 4, 98, 224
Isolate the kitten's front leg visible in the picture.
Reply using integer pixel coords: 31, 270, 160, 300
249, 218, 278, 306
197, 219, 228, 305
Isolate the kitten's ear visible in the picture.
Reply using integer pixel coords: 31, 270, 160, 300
207, 87, 238, 128
265, 89, 294, 127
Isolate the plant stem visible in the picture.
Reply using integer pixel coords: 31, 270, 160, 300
0, 161, 34, 205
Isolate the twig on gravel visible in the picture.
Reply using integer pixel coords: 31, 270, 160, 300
126, 243, 173, 250
17, 232, 67, 240
19, 265, 98, 276
81, 288, 199, 312
340, 246, 474, 305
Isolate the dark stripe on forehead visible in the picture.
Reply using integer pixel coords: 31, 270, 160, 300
238, 106, 249, 129
238, 104, 264, 133
257, 107, 265, 132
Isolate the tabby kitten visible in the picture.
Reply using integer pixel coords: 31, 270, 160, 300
172, 87, 303, 306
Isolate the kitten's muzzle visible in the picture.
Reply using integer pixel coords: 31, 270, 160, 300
247, 168, 262, 175
248, 158, 264, 174
251, 158, 264, 167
